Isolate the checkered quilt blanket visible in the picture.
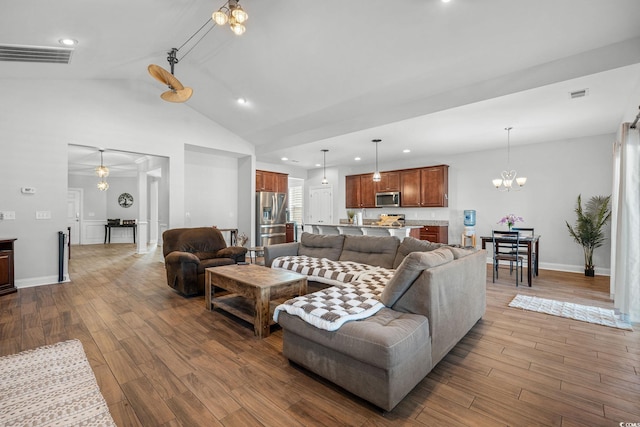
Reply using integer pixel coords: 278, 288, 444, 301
272, 257, 395, 331
271, 255, 382, 286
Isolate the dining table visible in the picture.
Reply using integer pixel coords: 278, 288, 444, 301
480, 234, 540, 287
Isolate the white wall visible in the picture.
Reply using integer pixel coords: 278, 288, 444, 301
0, 78, 255, 288
332, 133, 614, 274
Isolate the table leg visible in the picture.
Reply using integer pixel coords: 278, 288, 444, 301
133, 225, 136, 244
535, 239, 539, 276
255, 288, 271, 338
104, 225, 107, 244
205, 271, 213, 311
527, 242, 533, 287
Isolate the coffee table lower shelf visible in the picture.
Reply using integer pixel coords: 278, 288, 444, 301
205, 264, 308, 338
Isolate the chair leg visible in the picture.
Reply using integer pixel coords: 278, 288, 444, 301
492, 260, 496, 283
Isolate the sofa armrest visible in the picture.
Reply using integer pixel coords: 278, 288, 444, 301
164, 251, 200, 265
264, 242, 299, 267
216, 246, 248, 263
393, 250, 486, 365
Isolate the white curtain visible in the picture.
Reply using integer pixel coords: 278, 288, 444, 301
611, 123, 640, 323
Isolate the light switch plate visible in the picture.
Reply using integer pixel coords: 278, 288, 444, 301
1, 211, 16, 220
36, 211, 51, 220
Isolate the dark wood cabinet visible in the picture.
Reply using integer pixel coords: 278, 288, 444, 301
400, 165, 448, 207
418, 226, 448, 244
376, 171, 400, 192
0, 238, 17, 296
285, 222, 295, 243
345, 174, 376, 208
420, 166, 448, 207
400, 169, 421, 207
256, 170, 288, 193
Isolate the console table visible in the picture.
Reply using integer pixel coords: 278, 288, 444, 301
104, 224, 137, 244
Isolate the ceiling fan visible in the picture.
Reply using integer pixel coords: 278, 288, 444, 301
148, 48, 193, 103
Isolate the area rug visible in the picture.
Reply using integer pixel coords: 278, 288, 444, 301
509, 294, 633, 330
0, 339, 116, 426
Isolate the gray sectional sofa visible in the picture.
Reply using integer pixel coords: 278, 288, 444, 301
265, 232, 486, 411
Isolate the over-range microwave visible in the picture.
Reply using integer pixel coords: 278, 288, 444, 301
375, 192, 400, 207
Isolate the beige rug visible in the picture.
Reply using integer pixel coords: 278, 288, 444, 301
509, 294, 633, 330
0, 339, 116, 426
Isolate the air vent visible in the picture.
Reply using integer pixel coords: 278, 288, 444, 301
0, 44, 73, 64
569, 89, 588, 99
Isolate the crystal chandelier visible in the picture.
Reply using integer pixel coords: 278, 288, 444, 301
212, 0, 249, 36
321, 149, 329, 185
97, 180, 109, 191
95, 149, 109, 178
372, 139, 381, 182
492, 127, 526, 191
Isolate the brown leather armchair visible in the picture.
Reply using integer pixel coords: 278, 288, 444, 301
162, 227, 247, 296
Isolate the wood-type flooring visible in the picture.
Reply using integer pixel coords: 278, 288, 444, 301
1, 244, 638, 426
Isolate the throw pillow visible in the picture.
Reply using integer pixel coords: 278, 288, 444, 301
382, 248, 453, 307
392, 236, 444, 268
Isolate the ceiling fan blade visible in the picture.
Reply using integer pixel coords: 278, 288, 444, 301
148, 64, 184, 91
161, 87, 193, 103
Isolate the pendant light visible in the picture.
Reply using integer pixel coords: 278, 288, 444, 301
321, 149, 329, 185
372, 139, 381, 182
95, 149, 109, 178
492, 127, 527, 191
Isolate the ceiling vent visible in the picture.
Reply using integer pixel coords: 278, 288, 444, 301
569, 89, 588, 99
0, 44, 73, 64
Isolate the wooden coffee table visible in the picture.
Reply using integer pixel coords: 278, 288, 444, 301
205, 264, 307, 338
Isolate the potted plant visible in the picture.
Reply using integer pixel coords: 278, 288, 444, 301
346, 210, 355, 224
565, 194, 611, 277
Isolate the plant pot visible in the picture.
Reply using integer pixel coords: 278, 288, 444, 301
584, 267, 595, 277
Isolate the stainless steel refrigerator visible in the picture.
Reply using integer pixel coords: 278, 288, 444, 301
256, 192, 287, 247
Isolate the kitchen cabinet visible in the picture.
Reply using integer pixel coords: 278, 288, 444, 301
285, 222, 295, 243
418, 226, 448, 244
345, 174, 376, 208
256, 170, 288, 193
0, 238, 17, 296
400, 165, 448, 207
375, 171, 400, 192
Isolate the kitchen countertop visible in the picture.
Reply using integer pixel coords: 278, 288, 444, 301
310, 223, 422, 229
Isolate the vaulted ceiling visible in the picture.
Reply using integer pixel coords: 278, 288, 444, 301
4, 0, 640, 172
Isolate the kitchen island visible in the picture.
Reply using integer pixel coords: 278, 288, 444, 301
307, 223, 422, 240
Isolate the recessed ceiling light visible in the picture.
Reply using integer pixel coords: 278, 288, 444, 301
59, 38, 78, 46
315, 163, 321, 167
403, 149, 411, 153
441, 0, 451, 3
237, 97, 248, 104
354, 157, 361, 161
281, 157, 288, 161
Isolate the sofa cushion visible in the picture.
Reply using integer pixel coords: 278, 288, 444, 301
339, 235, 400, 269
381, 248, 454, 307
298, 233, 345, 260
442, 246, 477, 259
392, 236, 444, 268
277, 307, 431, 370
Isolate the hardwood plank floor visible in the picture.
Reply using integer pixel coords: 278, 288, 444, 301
1, 244, 638, 426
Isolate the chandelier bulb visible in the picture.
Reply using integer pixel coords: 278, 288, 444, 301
212, 8, 229, 25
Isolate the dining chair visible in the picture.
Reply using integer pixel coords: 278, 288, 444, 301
512, 227, 537, 277
492, 230, 524, 286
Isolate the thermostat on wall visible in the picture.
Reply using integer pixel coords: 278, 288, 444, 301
21, 187, 36, 194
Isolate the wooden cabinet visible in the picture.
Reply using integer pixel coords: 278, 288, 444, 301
420, 166, 448, 207
285, 222, 295, 243
418, 226, 448, 244
256, 170, 288, 193
345, 173, 376, 208
376, 171, 400, 192
400, 165, 448, 207
0, 238, 17, 296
